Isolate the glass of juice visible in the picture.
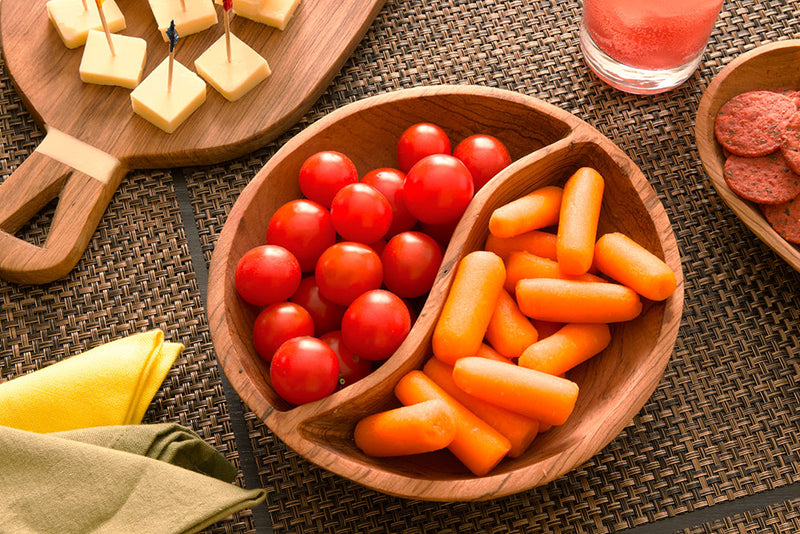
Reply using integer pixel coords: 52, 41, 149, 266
580, 0, 724, 94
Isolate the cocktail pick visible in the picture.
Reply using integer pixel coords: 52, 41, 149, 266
223, 0, 232, 63
81, 0, 88, 11
180, 0, 186, 11
166, 20, 179, 92
94, 0, 114, 56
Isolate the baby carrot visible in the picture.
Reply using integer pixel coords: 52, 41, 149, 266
452, 357, 579, 426
485, 288, 539, 359
518, 323, 611, 376
489, 185, 563, 238
395, 370, 511, 476
476, 342, 514, 363
484, 230, 558, 263
516, 278, 642, 323
432, 251, 506, 365
557, 167, 605, 275
594, 232, 677, 301
504, 251, 606, 293
423, 358, 539, 458
354, 399, 457, 457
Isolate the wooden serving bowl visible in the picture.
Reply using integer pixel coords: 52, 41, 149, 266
208, 85, 683, 501
696, 40, 800, 272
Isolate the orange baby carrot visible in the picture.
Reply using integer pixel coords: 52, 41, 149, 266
518, 323, 611, 376
489, 185, 563, 238
452, 357, 579, 426
354, 399, 457, 457
557, 167, 605, 275
485, 288, 539, 359
484, 230, 558, 263
594, 232, 677, 301
504, 251, 606, 293
395, 370, 511, 476
432, 251, 506, 365
476, 342, 514, 363
423, 358, 539, 458
516, 278, 642, 323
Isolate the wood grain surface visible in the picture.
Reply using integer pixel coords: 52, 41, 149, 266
0, 0, 385, 283
207, 85, 684, 501
695, 39, 800, 273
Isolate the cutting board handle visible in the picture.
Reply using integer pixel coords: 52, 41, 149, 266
0, 130, 128, 285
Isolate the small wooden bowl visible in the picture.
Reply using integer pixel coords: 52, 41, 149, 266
696, 40, 800, 272
208, 85, 683, 501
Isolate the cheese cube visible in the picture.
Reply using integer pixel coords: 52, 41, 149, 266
215, 0, 301, 31
79, 30, 147, 89
130, 57, 206, 133
194, 34, 271, 101
46, 0, 126, 49
148, 0, 218, 41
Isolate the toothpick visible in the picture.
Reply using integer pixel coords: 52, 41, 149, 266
94, 0, 114, 56
225, 8, 231, 63
168, 49, 174, 92
180, 0, 186, 11
81, 0, 88, 11
166, 20, 178, 93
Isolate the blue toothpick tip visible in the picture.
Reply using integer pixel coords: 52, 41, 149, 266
166, 20, 178, 52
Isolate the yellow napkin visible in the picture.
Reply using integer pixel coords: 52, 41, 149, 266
0, 330, 181, 433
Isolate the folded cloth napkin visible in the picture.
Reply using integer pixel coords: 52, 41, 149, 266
0, 330, 181, 432
0, 423, 267, 534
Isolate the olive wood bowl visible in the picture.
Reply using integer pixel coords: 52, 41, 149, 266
208, 85, 684, 501
696, 39, 800, 272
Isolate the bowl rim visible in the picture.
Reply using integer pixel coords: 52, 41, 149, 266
208, 84, 684, 501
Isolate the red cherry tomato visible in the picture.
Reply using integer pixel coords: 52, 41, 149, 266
329, 183, 392, 244
252, 302, 314, 363
452, 134, 512, 191
315, 242, 383, 306
403, 154, 474, 225
298, 151, 359, 208
266, 199, 336, 273
235, 245, 301, 307
341, 289, 411, 361
381, 231, 443, 298
289, 276, 346, 336
396, 123, 451, 173
270, 337, 340, 405
360, 168, 418, 236
320, 330, 373, 389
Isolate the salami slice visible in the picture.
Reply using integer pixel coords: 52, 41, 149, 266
723, 152, 800, 205
714, 91, 797, 157
761, 196, 800, 244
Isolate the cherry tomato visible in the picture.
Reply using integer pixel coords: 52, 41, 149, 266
235, 245, 301, 307
315, 242, 383, 306
381, 231, 443, 298
320, 330, 373, 389
341, 289, 411, 361
329, 183, 392, 244
396, 123, 451, 173
270, 337, 340, 405
290, 276, 346, 336
266, 199, 336, 273
298, 151, 359, 208
252, 302, 314, 363
403, 154, 474, 225
452, 134, 512, 191
360, 168, 418, 236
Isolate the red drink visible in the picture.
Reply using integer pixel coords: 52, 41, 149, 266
580, 0, 723, 94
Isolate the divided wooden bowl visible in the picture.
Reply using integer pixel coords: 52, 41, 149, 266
696, 40, 800, 272
207, 85, 684, 501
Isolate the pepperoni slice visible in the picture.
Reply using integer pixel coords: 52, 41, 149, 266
715, 91, 797, 157
723, 152, 800, 205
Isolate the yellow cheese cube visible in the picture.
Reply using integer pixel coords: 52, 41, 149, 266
148, 0, 218, 41
79, 30, 147, 89
194, 34, 271, 101
46, 0, 126, 49
130, 57, 206, 133
215, 0, 301, 31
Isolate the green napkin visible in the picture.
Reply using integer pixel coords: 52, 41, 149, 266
0, 423, 266, 534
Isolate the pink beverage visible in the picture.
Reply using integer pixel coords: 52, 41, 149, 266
580, 0, 723, 94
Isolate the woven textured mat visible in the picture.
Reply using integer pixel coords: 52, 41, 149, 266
0, 68, 254, 533
183, 0, 800, 532
682, 498, 800, 534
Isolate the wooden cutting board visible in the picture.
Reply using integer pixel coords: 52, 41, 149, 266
0, 0, 385, 284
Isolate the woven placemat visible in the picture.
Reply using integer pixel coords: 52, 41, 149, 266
682, 498, 800, 534
183, 0, 800, 532
0, 68, 254, 533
